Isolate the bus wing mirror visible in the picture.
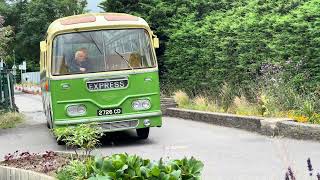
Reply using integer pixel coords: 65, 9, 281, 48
40, 41, 46, 52
153, 38, 159, 48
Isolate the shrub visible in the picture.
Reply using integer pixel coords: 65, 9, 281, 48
53, 123, 104, 160
56, 154, 204, 180
56, 160, 89, 180
87, 153, 204, 180
192, 96, 208, 111
173, 90, 190, 107
219, 83, 237, 112
0, 112, 24, 129
230, 96, 262, 115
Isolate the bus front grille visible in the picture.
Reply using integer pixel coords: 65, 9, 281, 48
100, 119, 139, 131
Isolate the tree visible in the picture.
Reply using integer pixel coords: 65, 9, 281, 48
0, 0, 87, 71
0, 16, 14, 61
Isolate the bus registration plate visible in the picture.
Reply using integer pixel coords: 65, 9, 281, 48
97, 108, 122, 116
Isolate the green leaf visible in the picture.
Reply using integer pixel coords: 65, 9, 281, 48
102, 159, 114, 172
151, 165, 160, 177
94, 155, 103, 169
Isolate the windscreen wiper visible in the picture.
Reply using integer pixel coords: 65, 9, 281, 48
73, 28, 103, 54
114, 50, 133, 70
88, 33, 103, 55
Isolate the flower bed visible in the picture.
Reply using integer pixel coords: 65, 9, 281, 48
0, 150, 203, 180
0, 124, 204, 180
0, 151, 70, 176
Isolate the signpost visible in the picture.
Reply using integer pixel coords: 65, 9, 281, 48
12, 64, 16, 84
18, 61, 26, 82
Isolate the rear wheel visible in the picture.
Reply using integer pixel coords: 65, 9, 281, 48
136, 128, 149, 139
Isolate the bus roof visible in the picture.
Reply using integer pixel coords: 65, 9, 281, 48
46, 13, 151, 38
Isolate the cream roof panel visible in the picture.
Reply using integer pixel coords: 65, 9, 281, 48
46, 13, 151, 38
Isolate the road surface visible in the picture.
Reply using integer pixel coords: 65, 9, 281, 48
1, 93, 320, 179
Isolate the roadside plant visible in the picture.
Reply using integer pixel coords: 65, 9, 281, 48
231, 96, 260, 116
171, 157, 204, 179
173, 90, 190, 108
299, 100, 320, 124
219, 83, 236, 112
193, 96, 208, 111
285, 158, 320, 180
87, 153, 204, 180
56, 160, 89, 180
0, 112, 24, 129
53, 123, 104, 160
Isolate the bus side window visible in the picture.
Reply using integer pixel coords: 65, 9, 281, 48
44, 51, 47, 69
40, 52, 44, 71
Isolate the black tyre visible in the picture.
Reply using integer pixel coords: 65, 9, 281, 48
46, 120, 51, 129
136, 128, 149, 139
46, 107, 53, 129
57, 139, 65, 145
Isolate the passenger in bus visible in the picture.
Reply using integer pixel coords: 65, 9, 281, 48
69, 48, 92, 73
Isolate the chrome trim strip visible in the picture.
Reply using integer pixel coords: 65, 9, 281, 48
57, 92, 158, 108
50, 68, 158, 80
54, 111, 162, 125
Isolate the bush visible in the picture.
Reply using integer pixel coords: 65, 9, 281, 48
53, 123, 104, 159
231, 96, 261, 116
173, 90, 190, 108
0, 112, 24, 129
56, 154, 203, 180
56, 160, 89, 180
87, 153, 203, 180
192, 96, 208, 111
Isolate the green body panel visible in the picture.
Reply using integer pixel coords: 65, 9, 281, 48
49, 71, 162, 128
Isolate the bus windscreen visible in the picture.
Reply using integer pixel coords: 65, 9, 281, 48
51, 29, 156, 75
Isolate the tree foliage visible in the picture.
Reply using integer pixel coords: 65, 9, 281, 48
0, 0, 318, 98
0, 16, 14, 60
0, 0, 87, 70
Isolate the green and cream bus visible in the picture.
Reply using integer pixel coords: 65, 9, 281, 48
40, 13, 162, 140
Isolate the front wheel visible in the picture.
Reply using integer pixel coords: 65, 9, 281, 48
136, 128, 149, 139
46, 107, 53, 129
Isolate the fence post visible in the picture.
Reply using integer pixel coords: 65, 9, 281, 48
0, 71, 2, 103
7, 74, 13, 109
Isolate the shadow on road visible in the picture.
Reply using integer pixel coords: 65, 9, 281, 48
56, 130, 155, 148
98, 130, 155, 148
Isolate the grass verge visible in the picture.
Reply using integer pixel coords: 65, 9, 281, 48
0, 112, 24, 129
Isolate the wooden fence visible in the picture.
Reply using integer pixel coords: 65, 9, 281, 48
0, 165, 55, 180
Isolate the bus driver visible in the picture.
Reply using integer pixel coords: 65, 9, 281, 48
69, 48, 92, 73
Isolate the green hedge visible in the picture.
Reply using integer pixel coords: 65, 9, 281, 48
100, 0, 320, 97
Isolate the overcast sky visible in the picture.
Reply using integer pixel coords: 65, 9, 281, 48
87, 0, 103, 13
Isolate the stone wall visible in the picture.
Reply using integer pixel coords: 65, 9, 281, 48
165, 108, 320, 141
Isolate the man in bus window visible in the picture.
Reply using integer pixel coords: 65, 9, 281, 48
69, 48, 92, 73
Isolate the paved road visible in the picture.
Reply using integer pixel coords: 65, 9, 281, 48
1, 94, 320, 179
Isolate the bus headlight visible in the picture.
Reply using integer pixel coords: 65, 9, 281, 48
66, 104, 86, 117
132, 99, 151, 110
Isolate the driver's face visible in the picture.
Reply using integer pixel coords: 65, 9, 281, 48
76, 51, 87, 62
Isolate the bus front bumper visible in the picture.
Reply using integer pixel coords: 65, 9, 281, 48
54, 111, 162, 129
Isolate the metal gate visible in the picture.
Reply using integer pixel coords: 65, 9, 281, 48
0, 65, 17, 111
